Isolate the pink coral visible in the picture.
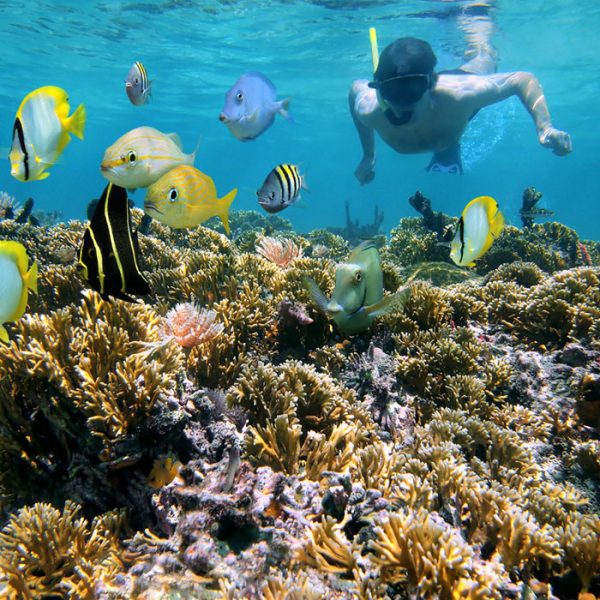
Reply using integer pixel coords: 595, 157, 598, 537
256, 237, 303, 268
162, 303, 224, 349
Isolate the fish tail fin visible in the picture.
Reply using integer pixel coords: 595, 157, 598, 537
489, 205, 505, 239
191, 136, 203, 165
65, 103, 87, 140
0, 326, 9, 344
218, 188, 238, 235
278, 98, 293, 122
25, 261, 38, 295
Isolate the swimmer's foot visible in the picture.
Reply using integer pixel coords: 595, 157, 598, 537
426, 143, 464, 174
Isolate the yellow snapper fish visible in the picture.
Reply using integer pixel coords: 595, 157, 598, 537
450, 196, 505, 267
144, 165, 237, 235
304, 241, 409, 335
0, 241, 38, 342
100, 126, 195, 190
9, 86, 86, 182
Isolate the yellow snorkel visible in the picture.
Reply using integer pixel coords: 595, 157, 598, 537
369, 27, 379, 74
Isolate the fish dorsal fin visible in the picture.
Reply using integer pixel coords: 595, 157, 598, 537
347, 240, 376, 264
166, 133, 183, 149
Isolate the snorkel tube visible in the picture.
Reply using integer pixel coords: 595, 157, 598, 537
369, 26, 413, 126
369, 27, 379, 73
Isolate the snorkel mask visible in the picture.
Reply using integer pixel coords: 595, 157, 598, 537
368, 29, 433, 125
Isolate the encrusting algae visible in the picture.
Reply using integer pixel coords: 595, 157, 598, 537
0, 204, 599, 599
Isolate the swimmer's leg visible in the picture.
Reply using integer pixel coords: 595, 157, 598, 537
458, 2, 497, 75
426, 143, 463, 175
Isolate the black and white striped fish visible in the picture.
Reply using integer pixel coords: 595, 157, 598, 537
257, 163, 306, 214
125, 61, 152, 106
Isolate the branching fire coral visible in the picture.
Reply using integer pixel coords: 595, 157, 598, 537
0, 500, 125, 599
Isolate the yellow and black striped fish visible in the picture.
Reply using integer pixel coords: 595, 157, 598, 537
78, 183, 150, 302
257, 163, 306, 214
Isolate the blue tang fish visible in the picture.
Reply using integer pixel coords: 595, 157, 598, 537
219, 72, 292, 141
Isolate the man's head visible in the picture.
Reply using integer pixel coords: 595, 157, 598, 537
369, 37, 437, 111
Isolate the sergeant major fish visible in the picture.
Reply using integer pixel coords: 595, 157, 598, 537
0, 241, 38, 343
144, 165, 237, 235
100, 126, 195, 189
257, 163, 306, 214
9, 85, 86, 181
304, 241, 409, 335
450, 195, 505, 267
78, 182, 150, 302
125, 61, 152, 106
219, 72, 292, 141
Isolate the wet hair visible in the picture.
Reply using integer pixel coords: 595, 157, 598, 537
374, 37, 438, 81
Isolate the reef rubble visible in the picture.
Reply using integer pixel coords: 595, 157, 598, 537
0, 208, 599, 599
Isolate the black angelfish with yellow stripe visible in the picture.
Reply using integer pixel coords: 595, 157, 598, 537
78, 182, 150, 302
257, 163, 307, 214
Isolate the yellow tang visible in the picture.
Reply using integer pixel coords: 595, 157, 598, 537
9, 86, 86, 182
0, 241, 38, 342
144, 165, 237, 235
450, 195, 505, 267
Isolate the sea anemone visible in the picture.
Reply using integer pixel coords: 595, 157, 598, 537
162, 302, 224, 349
256, 236, 303, 268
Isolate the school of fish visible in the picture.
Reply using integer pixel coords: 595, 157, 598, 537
2, 61, 507, 338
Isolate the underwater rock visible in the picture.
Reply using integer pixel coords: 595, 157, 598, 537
326, 199, 384, 246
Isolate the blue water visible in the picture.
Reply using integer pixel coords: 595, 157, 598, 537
0, 1, 598, 240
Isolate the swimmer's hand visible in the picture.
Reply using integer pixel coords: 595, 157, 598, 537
540, 127, 572, 156
355, 155, 376, 185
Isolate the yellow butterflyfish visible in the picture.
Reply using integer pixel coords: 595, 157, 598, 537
0, 241, 38, 342
9, 85, 86, 182
450, 196, 505, 267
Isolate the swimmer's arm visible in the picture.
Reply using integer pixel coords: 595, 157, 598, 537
349, 81, 377, 184
463, 72, 572, 155
349, 81, 375, 159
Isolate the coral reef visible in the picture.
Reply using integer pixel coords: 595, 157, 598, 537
327, 199, 384, 246
0, 209, 599, 599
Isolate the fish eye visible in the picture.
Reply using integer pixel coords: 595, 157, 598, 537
168, 188, 178, 202
236, 90, 243, 102
354, 271, 363, 283
270, 191, 275, 200
128, 151, 137, 163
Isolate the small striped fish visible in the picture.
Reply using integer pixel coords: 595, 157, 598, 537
100, 126, 195, 190
125, 61, 152, 106
257, 163, 306, 214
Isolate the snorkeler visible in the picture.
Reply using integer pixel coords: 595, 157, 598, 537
349, 3, 572, 181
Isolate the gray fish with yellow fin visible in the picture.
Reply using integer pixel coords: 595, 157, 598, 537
304, 241, 409, 334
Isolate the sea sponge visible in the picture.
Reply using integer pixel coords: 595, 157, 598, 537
0, 500, 125, 599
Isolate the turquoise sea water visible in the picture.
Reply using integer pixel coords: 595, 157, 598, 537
0, 0, 598, 240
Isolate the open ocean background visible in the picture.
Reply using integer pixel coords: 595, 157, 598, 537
0, 0, 597, 240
